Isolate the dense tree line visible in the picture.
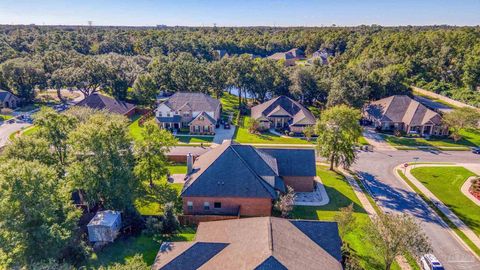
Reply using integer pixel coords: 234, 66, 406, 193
0, 25, 479, 107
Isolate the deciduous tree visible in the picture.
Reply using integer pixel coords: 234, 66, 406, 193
443, 107, 480, 141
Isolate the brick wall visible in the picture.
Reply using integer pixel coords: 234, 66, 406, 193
182, 196, 272, 217
178, 215, 239, 226
283, 176, 315, 192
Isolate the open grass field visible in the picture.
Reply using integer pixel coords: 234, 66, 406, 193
234, 116, 312, 144
410, 166, 480, 237
85, 227, 196, 268
292, 165, 401, 270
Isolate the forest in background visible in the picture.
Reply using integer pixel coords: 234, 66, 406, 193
0, 25, 479, 107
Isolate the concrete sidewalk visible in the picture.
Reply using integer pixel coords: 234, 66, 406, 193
398, 163, 480, 251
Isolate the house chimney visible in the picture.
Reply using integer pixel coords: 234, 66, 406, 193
187, 153, 193, 175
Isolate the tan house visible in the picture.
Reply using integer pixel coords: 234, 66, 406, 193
251, 95, 316, 133
152, 217, 343, 270
0, 90, 20, 109
181, 140, 316, 220
155, 92, 221, 135
364, 95, 449, 136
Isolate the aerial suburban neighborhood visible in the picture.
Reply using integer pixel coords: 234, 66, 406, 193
0, 1, 480, 270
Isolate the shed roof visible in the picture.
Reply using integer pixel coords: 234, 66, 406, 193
87, 210, 120, 227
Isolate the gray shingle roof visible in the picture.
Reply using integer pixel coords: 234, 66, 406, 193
156, 115, 182, 123
181, 142, 278, 199
365, 95, 442, 126
251, 96, 316, 126
76, 93, 136, 115
163, 92, 220, 113
260, 149, 316, 177
188, 111, 217, 125
152, 217, 343, 270
159, 242, 228, 270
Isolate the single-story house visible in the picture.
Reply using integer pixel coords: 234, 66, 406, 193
155, 92, 221, 135
152, 217, 343, 270
181, 140, 316, 218
0, 89, 20, 109
87, 210, 122, 243
251, 95, 316, 133
267, 48, 306, 66
76, 93, 137, 117
364, 95, 449, 136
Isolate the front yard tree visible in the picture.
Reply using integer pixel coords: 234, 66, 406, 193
366, 213, 431, 270
134, 120, 177, 187
315, 105, 362, 170
0, 160, 80, 268
443, 107, 480, 141
68, 112, 139, 212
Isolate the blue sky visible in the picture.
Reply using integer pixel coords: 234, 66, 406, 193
0, 0, 479, 26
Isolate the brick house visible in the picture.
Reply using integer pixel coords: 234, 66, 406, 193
181, 140, 316, 218
364, 95, 449, 136
76, 93, 136, 117
251, 95, 316, 133
155, 92, 221, 135
152, 217, 343, 270
0, 89, 20, 109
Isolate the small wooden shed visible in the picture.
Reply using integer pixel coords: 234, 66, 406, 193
87, 210, 121, 243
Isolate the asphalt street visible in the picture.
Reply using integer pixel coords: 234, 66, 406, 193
353, 150, 480, 270
0, 122, 31, 147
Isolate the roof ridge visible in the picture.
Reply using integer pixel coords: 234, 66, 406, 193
268, 217, 274, 252
229, 145, 277, 198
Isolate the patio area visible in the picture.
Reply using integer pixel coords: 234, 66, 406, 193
294, 177, 330, 206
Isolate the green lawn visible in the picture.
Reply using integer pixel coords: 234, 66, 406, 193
0, 114, 13, 121
460, 128, 480, 146
380, 132, 478, 149
292, 166, 400, 270
358, 136, 370, 146
167, 164, 187, 174
234, 116, 312, 145
220, 92, 239, 121
410, 166, 480, 237
175, 135, 213, 144
135, 178, 183, 216
85, 228, 196, 268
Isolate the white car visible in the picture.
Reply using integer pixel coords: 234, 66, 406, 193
420, 254, 444, 270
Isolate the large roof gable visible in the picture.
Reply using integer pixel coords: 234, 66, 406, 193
251, 96, 315, 124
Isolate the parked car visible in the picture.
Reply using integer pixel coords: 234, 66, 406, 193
420, 254, 444, 270
223, 122, 231, 129
472, 147, 480, 154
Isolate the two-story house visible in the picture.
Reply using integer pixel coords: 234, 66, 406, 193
155, 92, 221, 135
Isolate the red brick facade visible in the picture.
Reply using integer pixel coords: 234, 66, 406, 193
182, 197, 272, 217
283, 176, 315, 192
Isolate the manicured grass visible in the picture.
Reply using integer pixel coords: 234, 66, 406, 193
380, 133, 477, 149
397, 169, 480, 257
234, 116, 312, 145
167, 164, 187, 174
220, 92, 239, 121
85, 227, 196, 268
135, 177, 183, 216
292, 166, 400, 270
460, 128, 480, 146
0, 114, 13, 121
175, 135, 213, 144
128, 114, 144, 141
358, 136, 370, 146
410, 166, 480, 237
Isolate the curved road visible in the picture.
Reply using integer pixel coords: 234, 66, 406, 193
353, 150, 480, 270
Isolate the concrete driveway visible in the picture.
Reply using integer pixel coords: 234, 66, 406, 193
213, 125, 236, 144
353, 150, 480, 270
362, 127, 396, 151
0, 122, 31, 147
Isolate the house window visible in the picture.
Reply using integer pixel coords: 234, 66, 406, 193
167, 112, 171, 117
204, 126, 210, 132
203, 202, 210, 210
158, 112, 162, 117
187, 201, 193, 211
214, 202, 221, 209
